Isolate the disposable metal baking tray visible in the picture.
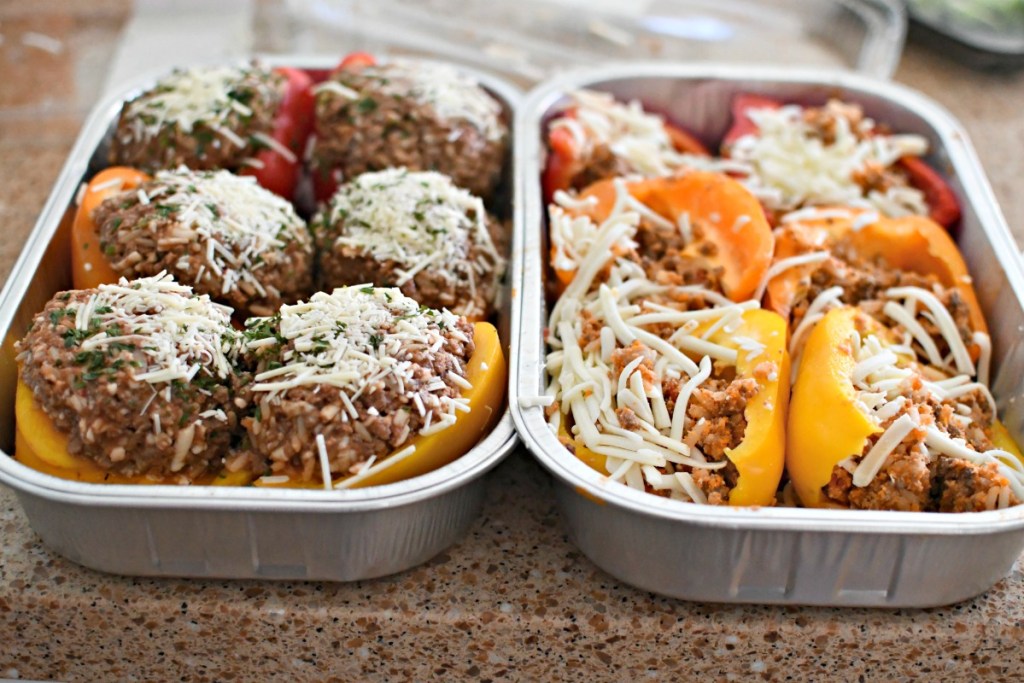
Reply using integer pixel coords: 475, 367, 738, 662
0, 56, 520, 581
509, 63, 1024, 607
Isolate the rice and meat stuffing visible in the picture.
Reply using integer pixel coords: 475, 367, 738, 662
311, 168, 505, 321
15, 274, 250, 482
109, 64, 287, 173
91, 167, 314, 318
310, 58, 507, 199
240, 286, 475, 484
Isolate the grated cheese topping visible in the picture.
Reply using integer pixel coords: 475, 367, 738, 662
335, 59, 505, 142
545, 179, 770, 505
842, 326, 1022, 501
548, 188, 637, 276
323, 168, 504, 290
549, 89, 741, 179
67, 272, 237, 385
729, 100, 931, 217
114, 167, 307, 299
119, 64, 280, 151
244, 286, 468, 437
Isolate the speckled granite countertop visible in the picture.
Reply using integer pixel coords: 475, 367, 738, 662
3, 2, 1024, 681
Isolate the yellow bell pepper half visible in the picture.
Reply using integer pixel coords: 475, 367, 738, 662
787, 306, 1023, 508
565, 308, 789, 507
786, 307, 881, 508
255, 320, 507, 490
13, 321, 505, 489
13, 377, 251, 485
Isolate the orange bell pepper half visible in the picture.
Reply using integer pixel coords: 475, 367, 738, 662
255, 321, 507, 490
553, 172, 773, 303
70, 167, 151, 290
765, 207, 985, 335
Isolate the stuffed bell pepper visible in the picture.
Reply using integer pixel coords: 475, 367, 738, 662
241, 286, 506, 489
722, 94, 960, 227
14, 274, 255, 485
71, 166, 314, 317
544, 171, 788, 506
788, 306, 1024, 511
109, 63, 314, 200
760, 206, 986, 383
309, 54, 508, 202
549, 171, 774, 302
542, 89, 715, 204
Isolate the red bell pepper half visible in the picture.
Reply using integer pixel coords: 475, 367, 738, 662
541, 108, 710, 204
721, 93, 961, 228
239, 66, 315, 201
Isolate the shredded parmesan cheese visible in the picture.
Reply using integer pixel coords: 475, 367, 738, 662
323, 168, 505, 295
245, 286, 469, 440
69, 272, 237, 385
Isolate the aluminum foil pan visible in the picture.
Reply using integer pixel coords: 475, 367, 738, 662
0, 56, 520, 581
509, 63, 1024, 607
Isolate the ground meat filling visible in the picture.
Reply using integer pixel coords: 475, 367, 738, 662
92, 168, 314, 317
15, 276, 247, 481
822, 380, 1019, 512
311, 59, 507, 199
241, 287, 475, 483
569, 143, 633, 192
634, 218, 726, 293
109, 65, 286, 173
600, 341, 759, 505
789, 246, 974, 361
312, 168, 505, 320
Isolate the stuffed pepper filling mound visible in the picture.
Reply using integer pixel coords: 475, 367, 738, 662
313, 168, 505, 320
544, 175, 787, 506
727, 99, 931, 219
241, 286, 475, 485
311, 58, 507, 199
549, 181, 727, 292
766, 208, 986, 383
549, 172, 775, 305
110, 65, 288, 173
15, 273, 246, 482
545, 89, 726, 193
92, 167, 314, 317
821, 318, 1022, 512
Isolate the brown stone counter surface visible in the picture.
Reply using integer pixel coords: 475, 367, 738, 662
3, 3, 1024, 681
